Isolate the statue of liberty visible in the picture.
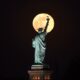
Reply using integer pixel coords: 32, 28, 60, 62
32, 16, 50, 64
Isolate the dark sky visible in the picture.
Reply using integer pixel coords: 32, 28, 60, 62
3, 0, 80, 80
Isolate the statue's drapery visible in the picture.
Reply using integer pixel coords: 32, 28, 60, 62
32, 32, 46, 64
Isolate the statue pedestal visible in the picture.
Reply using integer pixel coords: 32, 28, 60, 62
28, 65, 53, 80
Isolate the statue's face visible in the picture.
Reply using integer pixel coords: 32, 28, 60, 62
38, 31, 42, 34
38, 28, 43, 34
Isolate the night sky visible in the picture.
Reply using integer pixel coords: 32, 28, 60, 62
3, 0, 80, 80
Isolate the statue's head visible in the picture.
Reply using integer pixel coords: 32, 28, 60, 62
38, 28, 43, 33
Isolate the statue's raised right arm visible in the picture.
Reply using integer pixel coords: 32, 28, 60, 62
44, 16, 50, 33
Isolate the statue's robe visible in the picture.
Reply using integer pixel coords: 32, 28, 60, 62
32, 32, 46, 64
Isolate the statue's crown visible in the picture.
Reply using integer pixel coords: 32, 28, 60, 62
38, 28, 43, 31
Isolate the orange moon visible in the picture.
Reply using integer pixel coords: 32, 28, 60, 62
32, 13, 55, 33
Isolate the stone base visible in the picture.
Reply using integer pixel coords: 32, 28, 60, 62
31, 64, 49, 70
28, 64, 53, 80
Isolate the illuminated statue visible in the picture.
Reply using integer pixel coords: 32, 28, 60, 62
32, 16, 50, 64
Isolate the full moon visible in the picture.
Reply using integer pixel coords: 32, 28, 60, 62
32, 13, 55, 33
